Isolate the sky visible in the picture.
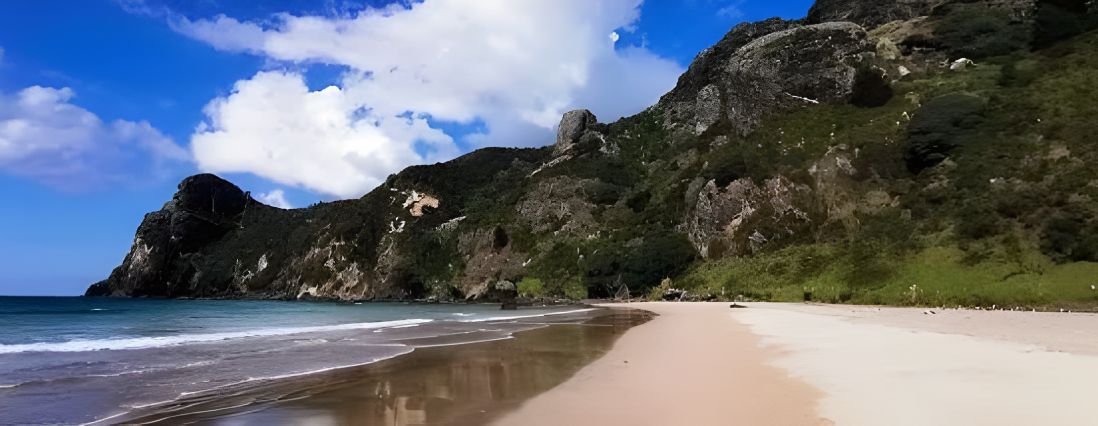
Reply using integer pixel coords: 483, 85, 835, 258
0, 0, 813, 296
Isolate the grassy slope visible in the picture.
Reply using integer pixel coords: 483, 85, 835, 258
669, 30, 1098, 309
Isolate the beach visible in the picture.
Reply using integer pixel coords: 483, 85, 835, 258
498, 302, 1098, 426
13, 300, 1098, 425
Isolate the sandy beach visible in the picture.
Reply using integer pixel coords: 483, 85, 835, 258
94, 302, 1098, 425
497, 302, 1098, 426
494, 303, 827, 426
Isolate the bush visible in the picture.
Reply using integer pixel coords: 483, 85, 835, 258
1041, 210, 1098, 262
585, 181, 624, 205
904, 93, 987, 173
622, 234, 698, 289
1033, 0, 1093, 48
563, 278, 588, 299
517, 277, 546, 298
999, 57, 1042, 87
934, 5, 1030, 58
956, 200, 1004, 241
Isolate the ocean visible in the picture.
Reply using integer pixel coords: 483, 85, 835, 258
0, 297, 597, 425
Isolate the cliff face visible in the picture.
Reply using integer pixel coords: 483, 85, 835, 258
90, 0, 1098, 305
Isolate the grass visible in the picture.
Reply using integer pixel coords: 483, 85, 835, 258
673, 241, 1098, 310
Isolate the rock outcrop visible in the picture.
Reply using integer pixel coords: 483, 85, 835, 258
661, 22, 876, 137
553, 109, 599, 156
684, 176, 815, 258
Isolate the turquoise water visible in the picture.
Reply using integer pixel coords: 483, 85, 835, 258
0, 297, 595, 424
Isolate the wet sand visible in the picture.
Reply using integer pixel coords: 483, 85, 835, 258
494, 303, 827, 426
116, 309, 653, 425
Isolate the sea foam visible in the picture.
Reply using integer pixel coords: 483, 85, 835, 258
0, 319, 432, 354
458, 308, 595, 323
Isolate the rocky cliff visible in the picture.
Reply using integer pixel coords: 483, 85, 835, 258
90, 0, 1098, 307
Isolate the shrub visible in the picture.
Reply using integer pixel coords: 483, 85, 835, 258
956, 200, 1004, 241
934, 5, 1030, 58
1041, 210, 1098, 262
585, 181, 624, 205
904, 93, 987, 173
1033, 0, 1093, 48
621, 234, 699, 289
517, 277, 546, 298
998, 57, 1042, 88
563, 278, 588, 300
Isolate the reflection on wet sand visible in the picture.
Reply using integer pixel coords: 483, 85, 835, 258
121, 309, 652, 426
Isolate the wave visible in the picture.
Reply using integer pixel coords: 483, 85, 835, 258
0, 308, 122, 315
458, 308, 595, 323
0, 319, 433, 354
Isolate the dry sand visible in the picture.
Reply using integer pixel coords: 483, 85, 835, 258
497, 302, 1098, 426
493, 303, 828, 426
736, 303, 1098, 426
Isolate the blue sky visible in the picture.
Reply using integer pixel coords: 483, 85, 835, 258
0, 0, 812, 296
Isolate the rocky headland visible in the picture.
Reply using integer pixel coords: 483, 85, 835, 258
89, 0, 1098, 309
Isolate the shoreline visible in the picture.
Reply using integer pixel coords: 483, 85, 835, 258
103, 308, 653, 425
0, 301, 619, 425
494, 303, 827, 426
14, 300, 1098, 425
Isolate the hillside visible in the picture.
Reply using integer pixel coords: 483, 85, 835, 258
88, 0, 1098, 309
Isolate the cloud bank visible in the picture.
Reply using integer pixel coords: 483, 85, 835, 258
176, 0, 683, 198
0, 86, 188, 190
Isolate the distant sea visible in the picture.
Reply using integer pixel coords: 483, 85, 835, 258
0, 296, 594, 425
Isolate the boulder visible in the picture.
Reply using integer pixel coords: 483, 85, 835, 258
554, 109, 598, 155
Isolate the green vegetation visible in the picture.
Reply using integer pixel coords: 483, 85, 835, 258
517, 277, 546, 298
677, 242, 1098, 309
934, 4, 1031, 59
363, 26, 1098, 307
100, 5, 1098, 308
662, 29, 1098, 309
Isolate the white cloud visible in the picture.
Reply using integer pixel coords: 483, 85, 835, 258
170, 15, 267, 53
0, 46, 5, 64
0, 86, 188, 189
257, 188, 292, 209
192, 71, 455, 198
176, 0, 683, 199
